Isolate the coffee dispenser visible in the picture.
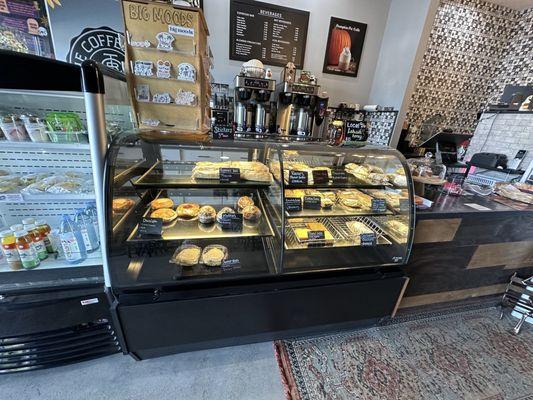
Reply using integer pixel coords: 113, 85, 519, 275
233, 75, 276, 135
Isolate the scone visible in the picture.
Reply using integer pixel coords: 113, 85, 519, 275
202, 246, 227, 267
176, 203, 200, 219
242, 205, 262, 221
198, 205, 216, 224
321, 197, 334, 209
150, 208, 177, 224
113, 198, 135, 213
216, 207, 236, 223
175, 246, 201, 266
237, 196, 254, 210
151, 198, 174, 210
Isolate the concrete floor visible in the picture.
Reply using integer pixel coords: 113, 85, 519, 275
0, 342, 284, 400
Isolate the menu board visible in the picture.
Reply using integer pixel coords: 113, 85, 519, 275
229, 0, 309, 68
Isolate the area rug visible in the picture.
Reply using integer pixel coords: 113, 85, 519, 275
275, 307, 533, 400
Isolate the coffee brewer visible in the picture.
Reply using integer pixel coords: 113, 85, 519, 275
233, 75, 276, 135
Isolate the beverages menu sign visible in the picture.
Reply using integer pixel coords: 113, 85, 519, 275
229, 0, 309, 68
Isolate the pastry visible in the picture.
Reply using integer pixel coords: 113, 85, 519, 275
150, 208, 177, 224
151, 198, 174, 210
346, 221, 374, 236
294, 224, 334, 242
338, 190, 372, 209
285, 189, 305, 199
216, 207, 236, 223
321, 197, 334, 209
242, 205, 262, 221
202, 246, 227, 267
384, 220, 409, 238
176, 203, 200, 219
321, 192, 337, 202
192, 161, 272, 183
112, 198, 135, 213
237, 196, 254, 210
198, 205, 216, 224
175, 246, 201, 266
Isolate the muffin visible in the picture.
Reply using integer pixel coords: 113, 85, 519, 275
151, 198, 174, 210
237, 195, 254, 211
198, 205, 216, 224
242, 205, 262, 221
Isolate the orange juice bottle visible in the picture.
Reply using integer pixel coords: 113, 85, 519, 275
1, 230, 22, 270
14, 230, 40, 269
25, 224, 48, 260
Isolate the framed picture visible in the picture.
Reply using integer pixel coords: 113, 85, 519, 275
322, 17, 367, 78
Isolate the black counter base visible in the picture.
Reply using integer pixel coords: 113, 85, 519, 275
116, 271, 407, 359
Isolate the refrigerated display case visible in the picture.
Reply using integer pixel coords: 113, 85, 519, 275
0, 50, 134, 373
106, 134, 414, 359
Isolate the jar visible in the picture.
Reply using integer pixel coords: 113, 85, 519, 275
25, 224, 48, 260
1, 230, 22, 270
0, 115, 30, 141
14, 230, 40, 269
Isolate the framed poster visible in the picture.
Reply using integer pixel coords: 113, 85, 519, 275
229, 0, 309, 69
0, 0, 54, 58
322, 17, 367, 78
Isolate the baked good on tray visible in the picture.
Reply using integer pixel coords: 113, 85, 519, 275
150, 208, 178, 224
216, 207, 236, 223
237, 195, 254, 210
176, 203, 200, 219
198, 205, 216, 224
112, 198, 135, 213
242, 205, 262, 221
201, 245, 227, 267
175, 246, 201, 267
191, 161, 272, 183
151, 198, 174, 210
338, 190, 372, 209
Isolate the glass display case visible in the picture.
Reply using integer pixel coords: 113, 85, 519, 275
106, 135, 414, 288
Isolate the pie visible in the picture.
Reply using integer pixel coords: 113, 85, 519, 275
150, 208, 177, 224
112, 198, 135, 213
151, 198, 174, 210
176, 203, 200, 219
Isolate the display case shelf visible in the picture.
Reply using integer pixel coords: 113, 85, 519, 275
0, 251, 103, 273
285, 206, 393, 218
0, 141, 91, 152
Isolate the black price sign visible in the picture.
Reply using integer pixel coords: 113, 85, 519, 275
312, 169, 329, 184
360, 232, 376, 246
219, 168, 240, 183
288, 170, 308, 185
399, 198, 410, 213
332, 169, 348, 184
307, 230, 325, 240
213, 110, 229, 125
345, 120, 368, 142
285, 197, 302, 212
221, 258, 242, 272
219, 212, 243, 231
213, 124, 234, 140
303, 196, 321, 210
138, 217, 163, 237
371, 198, 387, 213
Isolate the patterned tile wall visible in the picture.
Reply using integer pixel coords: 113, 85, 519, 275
406, 0, 522, 133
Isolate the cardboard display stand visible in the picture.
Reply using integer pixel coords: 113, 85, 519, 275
121, 0, 211, 134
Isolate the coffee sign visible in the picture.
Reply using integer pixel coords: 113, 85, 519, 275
67, 27, 125, 72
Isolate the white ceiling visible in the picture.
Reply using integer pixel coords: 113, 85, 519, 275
483, 0, 533, 10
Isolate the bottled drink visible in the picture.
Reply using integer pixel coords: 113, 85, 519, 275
35, 219, 55, 253
25, 224, 48, 260
85, 201, 100, 243
15, 230, 40, 269
59, 214, 87, 264
1, 230, 22, 270
75, 209, 99, 253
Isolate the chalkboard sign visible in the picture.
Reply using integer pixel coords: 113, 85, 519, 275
288, 170, 308, 185
285, 197, 302, 212
399, 198, 410, 213
308, 230, 325, 241
229, 0, 309, 68
219, 168, 241, 183
138, 217, 163, 237
219, 212, 243, 231
360, 232, 376, 246
312, 169, 329, 184
332, 169, 348, 184
213, 124, 234, 140
345, 120, 367, 142
212, 110, 229, 125
371, 198, 387, 213
303, 196, 321, 210
221, 258, 242, 272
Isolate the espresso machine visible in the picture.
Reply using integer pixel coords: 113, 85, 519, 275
233, 75, 276, 135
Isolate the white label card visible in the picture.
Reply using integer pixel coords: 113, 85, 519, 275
168, 24, 194, 37
81, 298, 99, 306
465, 203, 491, 211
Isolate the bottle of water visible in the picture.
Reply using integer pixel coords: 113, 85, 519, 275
85, 201, 100, 244
75, 209, 99, 253
59, 214, 87, 264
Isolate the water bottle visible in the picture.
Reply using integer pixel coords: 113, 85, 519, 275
85, 201, 100, 243
75, 209, 99, 253
59, 214, 87, 264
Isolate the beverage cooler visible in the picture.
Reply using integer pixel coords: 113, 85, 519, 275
105, 134, 415, 359
0, 50, 134, 373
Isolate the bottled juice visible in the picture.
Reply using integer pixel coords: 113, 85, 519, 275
15, 230, 40, 269
35, 219, 55, 253
1, 230, 22, 270
75, 209, 99, 253
25, 224, 48, 260
59, 214, 87, 264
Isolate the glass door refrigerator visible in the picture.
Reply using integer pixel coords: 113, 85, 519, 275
0, 50, 134, 373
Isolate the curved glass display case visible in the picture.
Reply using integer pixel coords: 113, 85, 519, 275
105, 133, 414, 290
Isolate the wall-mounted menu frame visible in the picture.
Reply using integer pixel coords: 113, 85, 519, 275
229, 0, 309, 69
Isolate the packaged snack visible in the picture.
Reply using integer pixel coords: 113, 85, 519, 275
0, 115, 30, 141
21, 114, 49, 142
170, 244, 202, 267
45, 112, 84, 132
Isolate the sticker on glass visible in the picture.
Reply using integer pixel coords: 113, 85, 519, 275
177, 62, 196, 82
168, 25, 194, 37
142, 119, 161, 127
136, 84, 150, 102
156, 32, 174, 51
130, 39, 151, 48
153, 93, 172, 104
133, 60, 153, 77
156, 60, 172, 79
175, 89, 196, 106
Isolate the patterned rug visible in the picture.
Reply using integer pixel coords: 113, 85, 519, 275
275, 307, 533, 400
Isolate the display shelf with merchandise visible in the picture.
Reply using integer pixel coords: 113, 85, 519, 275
0, 251, 103, 273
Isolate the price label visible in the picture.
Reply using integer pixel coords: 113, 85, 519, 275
212, 110, 229, 125
371, 198, 387, 213
307, 230, 325, 240
219, 168, 240, 183
219, 212, 243, 231
138, 217, 163, 237
332, 169, 348, 184
0, 193, 24, 202
312, 169, 329, 184
288, 170, 308, 185
285, 197, 302, 212
221, 258, 241, 272
303, 196, 321, 210
360, 232, 376, 246
399, 198, 410, 213
213, 124, 234, 140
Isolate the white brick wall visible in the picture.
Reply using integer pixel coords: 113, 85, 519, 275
466, 113, 533, 169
